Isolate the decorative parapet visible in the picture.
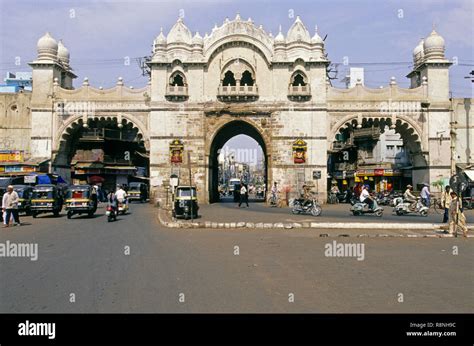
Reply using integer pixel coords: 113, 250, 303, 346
54, 78, 150, 102
288, 84, 311, 101
165, 85, 188, 101
217, 84, 259, 102
328, 83, 427, 101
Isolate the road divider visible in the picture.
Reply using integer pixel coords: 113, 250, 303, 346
157, 208, 473, 237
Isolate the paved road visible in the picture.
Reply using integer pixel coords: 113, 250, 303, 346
0, 203, 472, 313
196, 197, 474, 224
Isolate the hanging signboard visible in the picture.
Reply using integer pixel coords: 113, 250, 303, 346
292, 139, 307, 164
0, 150, 24, 163
170, 139, 184, 164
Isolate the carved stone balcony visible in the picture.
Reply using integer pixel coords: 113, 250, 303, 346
217, 85, 259, 102
288, 84, 311, 101
165, 85, 188, 101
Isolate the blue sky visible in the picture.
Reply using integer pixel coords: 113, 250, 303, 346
0, 0, 472, 97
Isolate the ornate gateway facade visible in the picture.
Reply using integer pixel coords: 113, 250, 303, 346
24, 15, 455, 203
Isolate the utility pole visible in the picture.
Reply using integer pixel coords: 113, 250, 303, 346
450, 92, 456, 175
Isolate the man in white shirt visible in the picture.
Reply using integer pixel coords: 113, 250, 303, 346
2, 185, 20, 227
420, 183, 431, 207
115, 185, 127, 204
359, 185, 374, 210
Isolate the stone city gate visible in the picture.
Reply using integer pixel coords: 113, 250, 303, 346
27, 15, 452, 204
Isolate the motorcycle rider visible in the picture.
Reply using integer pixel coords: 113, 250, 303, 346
115, 185, 128, 207
359, 184, 374, 210
403, 184, 417, 210
301, 184, 313, 208
420, 183, 431, 207
106, 190, 118, 210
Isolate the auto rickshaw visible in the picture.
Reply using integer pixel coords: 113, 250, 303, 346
127, 182, 148, 203
30, 184, 63, 218
173, 186, 199, 219
13, 185, 33, 215
64, 185, 98, 219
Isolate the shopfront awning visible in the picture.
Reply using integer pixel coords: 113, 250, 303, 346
74, 162, 104, 169
464, 170, 474, 182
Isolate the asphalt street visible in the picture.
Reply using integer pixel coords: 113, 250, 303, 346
196, 196, 474, 224
0, 203, 472, 313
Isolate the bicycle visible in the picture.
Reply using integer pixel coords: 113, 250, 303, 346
429, 197, 443, 214
269, 193, 279, 208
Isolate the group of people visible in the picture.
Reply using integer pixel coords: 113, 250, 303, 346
106, 185, 128, 210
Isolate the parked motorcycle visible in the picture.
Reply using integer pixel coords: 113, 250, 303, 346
393, 197, 429, 217
350, 198, 383, 217
105, 205, 117, 222
291, 198, 322, 217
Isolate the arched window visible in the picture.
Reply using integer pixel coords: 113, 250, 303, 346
170, 72, 186, 87
223, 71, 236, 86
240, 70, 254, 86
291, 72, 307, 86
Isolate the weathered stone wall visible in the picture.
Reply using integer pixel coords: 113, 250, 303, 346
0, 92, 31, 154
453, 98, 474, 166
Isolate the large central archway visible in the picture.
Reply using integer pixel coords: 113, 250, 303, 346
208, 120, 267, 203
53, 116, 149, 192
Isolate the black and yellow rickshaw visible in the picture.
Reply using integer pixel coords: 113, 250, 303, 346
173, 186, 199, 219
13, 185, 33, 215
30, 184, 63, 218
127, 182, 148, 203
64, 185, 98, 219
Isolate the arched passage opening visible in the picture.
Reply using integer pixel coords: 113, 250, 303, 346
54, 116, 149, 193
209, 120, 267, 203
328, 116, 427, 196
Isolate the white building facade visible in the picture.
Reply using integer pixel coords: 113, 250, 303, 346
13, 15, 468, 202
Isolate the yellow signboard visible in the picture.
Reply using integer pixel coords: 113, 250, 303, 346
0, 150, 24, 163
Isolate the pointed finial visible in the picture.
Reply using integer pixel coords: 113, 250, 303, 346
235, 12, 241, 21
279, 25, 282, 33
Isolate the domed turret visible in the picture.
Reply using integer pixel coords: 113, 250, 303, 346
286, 16, 311, 43
37, 32, 58, 61
423, 29, 445, 60
412, 38, 424, 65
311, 26, 324, 45
274, 25, 285, 44
154, 27, 167, 46
57, 40, 70, 67
167, 17, 192, 45
192, 31, 203, 46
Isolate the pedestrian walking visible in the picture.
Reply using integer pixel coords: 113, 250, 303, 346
238, 183, 249, 208
2, 185, 20, 228
2, 192, 14, 226
448, 191, 468, 237
441, 185, 452, 223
